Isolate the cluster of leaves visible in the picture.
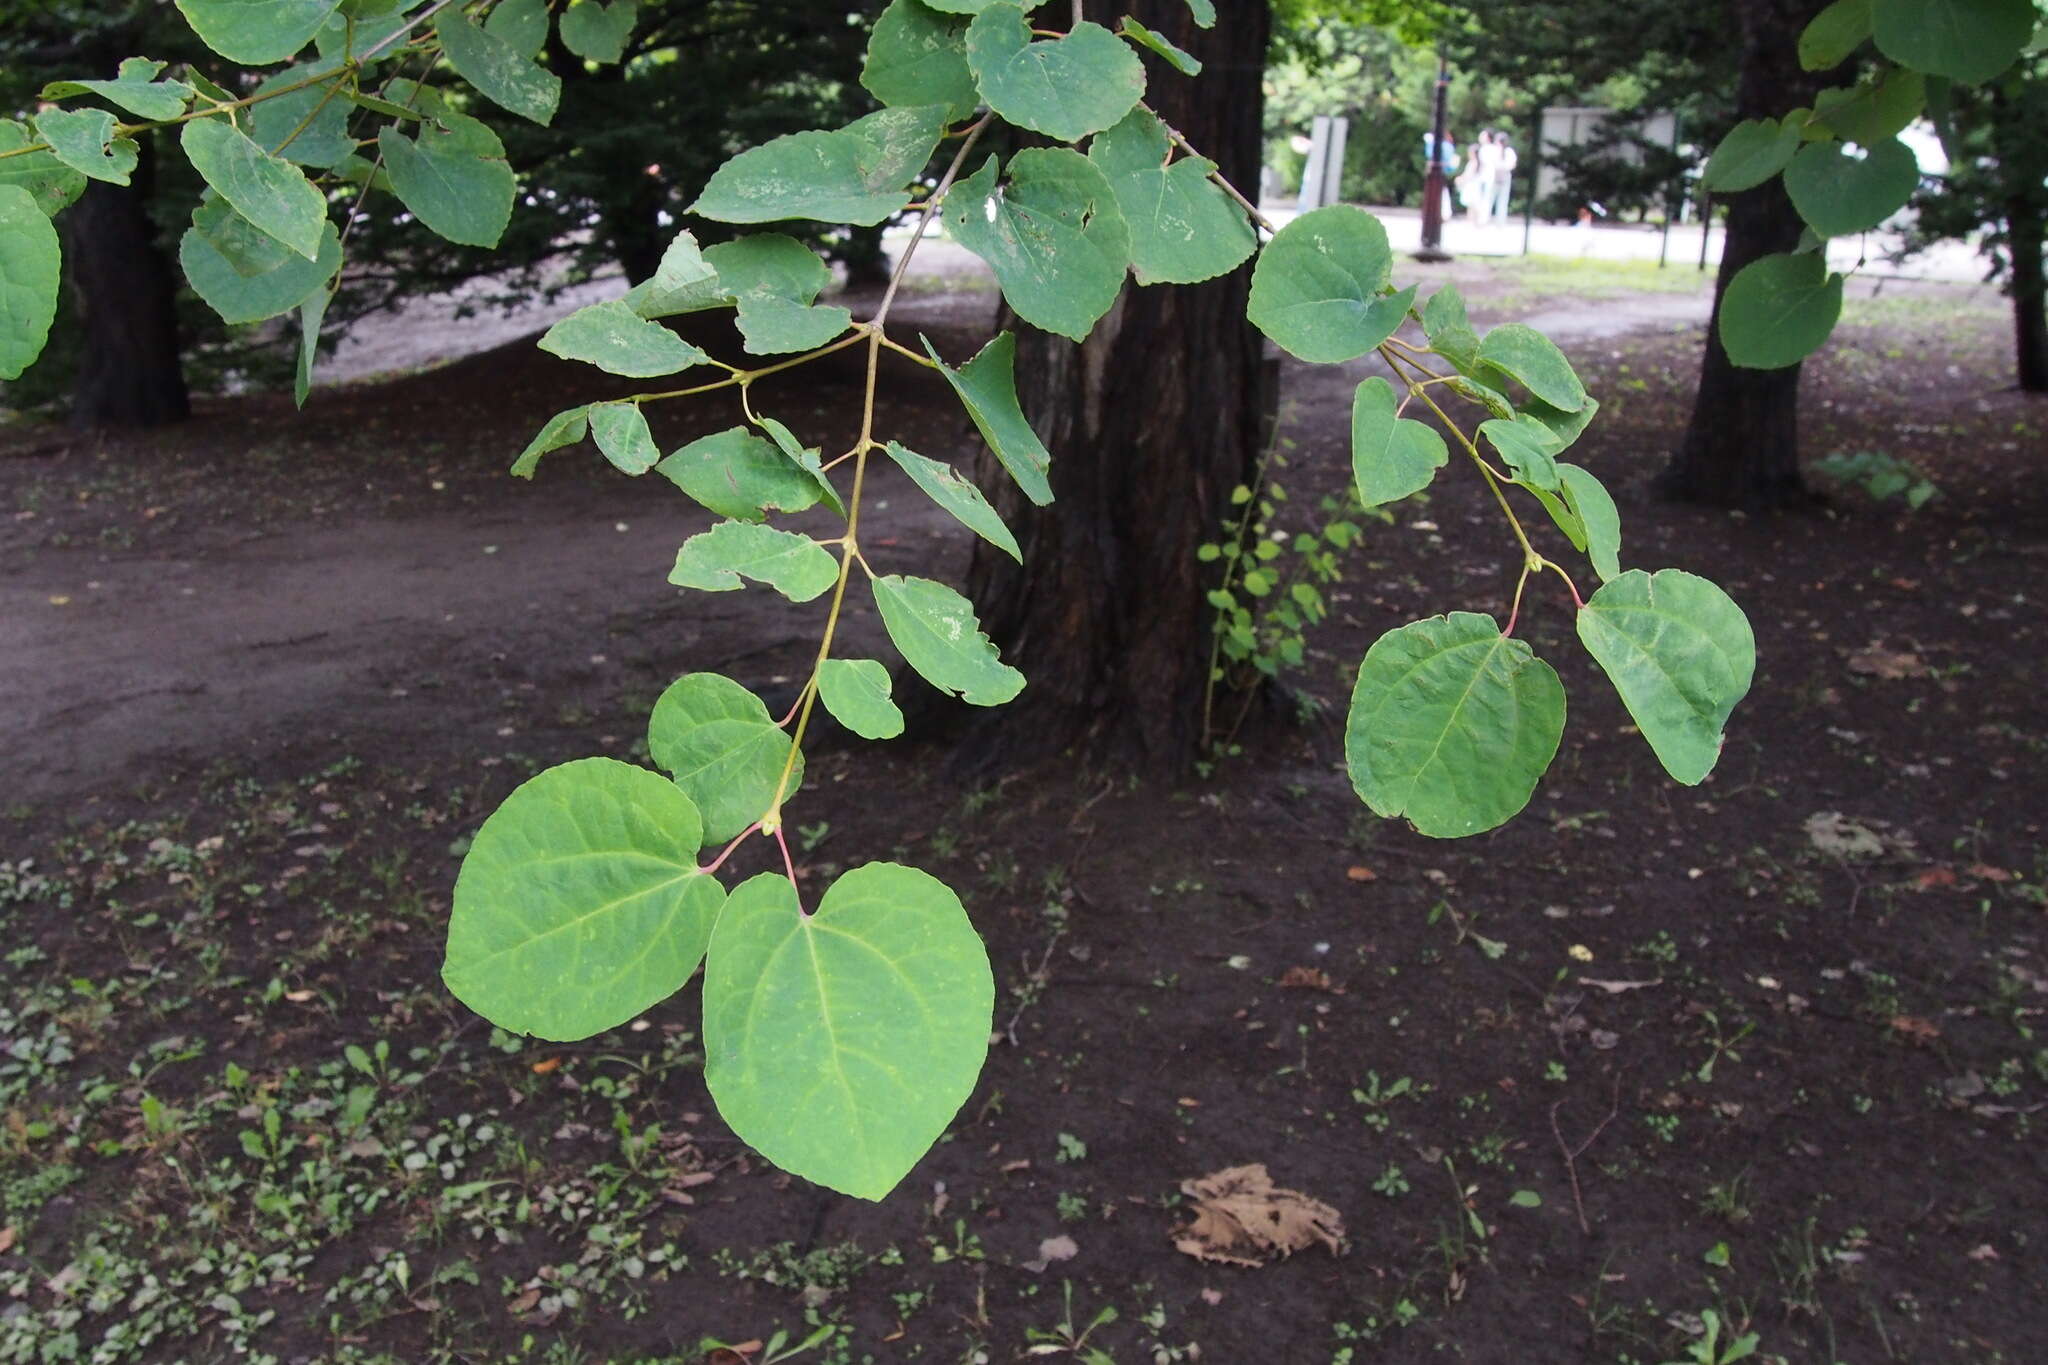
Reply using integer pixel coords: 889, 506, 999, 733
1198, 470, 1381, 757
1812, 449, 1939, 509
1, 0, 1761, 1204
1699, 0, 2044, 369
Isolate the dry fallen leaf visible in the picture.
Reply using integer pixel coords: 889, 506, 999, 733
1912, 866, 1957, 891
0, 1225, 16, 1254
1576, 977, 1662, 994
1345, 865, 1377, 882
1890, 1015, 1942, 1044
1845, 643, 1929, 679
1277, 966, 1335, 992
1171, 1164, 1344, 1267
1967, 864, 2013, 883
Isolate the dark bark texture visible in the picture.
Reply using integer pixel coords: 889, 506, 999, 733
1661, 0, 1830, 508
952, 0, 1273, 776
2008, 201, 2047, 393
63, 139, 189, 430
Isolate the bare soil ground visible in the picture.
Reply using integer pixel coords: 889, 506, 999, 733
2, 262, 2044, 1365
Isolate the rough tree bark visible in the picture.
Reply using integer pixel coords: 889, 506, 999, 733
952, 0, 1273, 775
63, 138, 190, 430
2007, 201, 2047, 393
1660, 0, 1830, 508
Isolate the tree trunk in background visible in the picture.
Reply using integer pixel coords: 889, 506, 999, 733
1661, 0, 1827, 508
954, 0, 1273, 775
65, 138, 188, 429
2010, 201, 2048, 393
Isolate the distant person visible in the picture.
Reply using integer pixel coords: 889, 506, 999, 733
1490, 134, 1519, 223
1422, 131, 1458, 220
1461, 131, 1495, 226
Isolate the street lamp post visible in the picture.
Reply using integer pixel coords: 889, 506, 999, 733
1417, 47, 1452, 262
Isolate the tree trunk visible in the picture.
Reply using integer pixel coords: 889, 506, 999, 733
2010, 199, 2047, 393
953, 0, 1273, 775
1661, 0, 1828, 508
63, 139, 188, 429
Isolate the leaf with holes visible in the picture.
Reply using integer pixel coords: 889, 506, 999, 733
540, 300, 709, 378
704, 863, 993, 1200
1088, 110, 1253, 285
437, 12, 561, 125
33, 109, 136, 185
43, 58, 194, 121
817, 659, 905, 740
863, 0, 979, 122
0, 121, 85, 215
1345, 614, 1565, 838
945, 151, 1129, 341
648, 673, 804, 843
588, 402, 661, 475
1576, 569, 1755, 786
694, 105, 949, 227
670, 522, 839, 602
873, 574, 1025, 706
656, 427, 824, 522
378, 111, 516, 248
443, 758, 723, 1041
965, 5, 1144, 142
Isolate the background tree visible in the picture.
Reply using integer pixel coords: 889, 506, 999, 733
0, 2, 199, 426
957, 0, 1275, 773
1899, 48, 2048, 392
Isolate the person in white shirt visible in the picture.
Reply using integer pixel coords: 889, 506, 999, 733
1461, 131, 1495, 226
1490, 135, 1519, 223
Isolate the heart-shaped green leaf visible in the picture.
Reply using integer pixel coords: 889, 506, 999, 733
0, 121, 86, 215
1799, 0, 1872, 71
559, 0, 640, 63
33, 109, 136, 185
648, 673, 804, 843
1783, 138, 1918, 239
1346, 613, 1565, 838
1247, 206, 1410, 363
1575, 569, 1755, 785
1482, 415, 1564, 492
704, 863, 993, 1200
443, 758, 724, 1041
510, 406, 592, 478
179, 201, 341, 324
1719, 251, 1843, 369
964, 5, 1145, 142
42, 58, 194, 121
1350, 376, 1447, 507
377, 111, 516, 248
